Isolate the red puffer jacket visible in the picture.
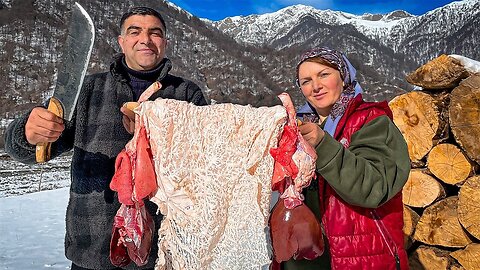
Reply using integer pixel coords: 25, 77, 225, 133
318, 95, 408, 270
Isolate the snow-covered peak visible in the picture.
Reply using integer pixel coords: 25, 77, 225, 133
359, 10, 413, 22
425, 0, 479, 16
165, 0, 194, 19
400, 0, 479, 44
361, 13, 384, 21
208, 5, 322, 45
206, 0, 478, 52
207, 3, 415, 46
383, 10, 413, 21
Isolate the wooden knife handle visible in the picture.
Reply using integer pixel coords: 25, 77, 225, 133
36, 97, 64, 163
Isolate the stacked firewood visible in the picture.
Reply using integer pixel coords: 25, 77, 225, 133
389, 54, 480, 270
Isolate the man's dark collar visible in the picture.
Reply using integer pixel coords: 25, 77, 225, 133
121, 57, 166, 80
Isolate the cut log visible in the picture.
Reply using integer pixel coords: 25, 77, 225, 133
402, 169, 446, 208
449, 75, 480, 165
413, 196, 473, 248
403, 205, 420, 249
450, 55, 480, 75
421, 90, 452, 148
427, 143, 472, 185
406, 54, 469, 89
450, 243, 480, 270
411, 160, 426, 169
389, 91, 446, 163
408, 245, 453, 270
458, 176, 480, 240
450, 265, 466, 270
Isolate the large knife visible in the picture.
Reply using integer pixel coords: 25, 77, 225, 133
36, 2, 95, 163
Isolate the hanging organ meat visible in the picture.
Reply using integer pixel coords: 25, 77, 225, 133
269, 93, 324, 264
109, 82, 161, 267
110, 92, 323, 269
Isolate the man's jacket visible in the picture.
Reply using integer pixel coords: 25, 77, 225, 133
5, 54, 207, 269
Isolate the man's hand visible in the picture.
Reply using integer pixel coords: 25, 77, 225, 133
25, 107, 65, 145
298, 122, 325, 148
120, 102, 139, 134
120, 82, 161, 134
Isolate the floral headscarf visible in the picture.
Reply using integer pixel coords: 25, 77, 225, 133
296, 47, 363, 136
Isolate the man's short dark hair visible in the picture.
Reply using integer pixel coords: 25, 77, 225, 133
119, 6, 166, 32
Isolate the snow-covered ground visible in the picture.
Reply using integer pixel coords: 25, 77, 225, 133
0, 187, 70, 269
0, 150, 71, 198
0, 149, 71, 269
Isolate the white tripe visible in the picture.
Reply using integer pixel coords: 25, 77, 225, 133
135, 99, 287, 270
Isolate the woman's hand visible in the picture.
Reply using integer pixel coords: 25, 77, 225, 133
298, 122, 325, 148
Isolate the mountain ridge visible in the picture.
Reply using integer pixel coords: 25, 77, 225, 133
207, 0, 479, 54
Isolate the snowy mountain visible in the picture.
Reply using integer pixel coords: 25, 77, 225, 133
0, 0, 479, 145
199, 0, 479, 103
208, 5, 411, 49
207, 0, 479, 55
206, 0, 479, 77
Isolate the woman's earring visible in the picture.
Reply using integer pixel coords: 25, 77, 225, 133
342, 82, 345, 87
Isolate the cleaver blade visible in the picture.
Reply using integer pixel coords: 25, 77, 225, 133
36, 2, 95, 163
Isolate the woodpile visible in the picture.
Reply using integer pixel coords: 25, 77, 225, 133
389, 54, 480, 270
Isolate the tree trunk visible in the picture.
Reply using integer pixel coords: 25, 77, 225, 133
450, 243, 480, 270
427, 143, 472, 185
458, 176, 480, 240
414, 196, 473, 248
449, 74, 480, 165
389, 91, 447, 163
403, 169, 446, 208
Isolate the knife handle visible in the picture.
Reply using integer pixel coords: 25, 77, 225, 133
35, 97, 64, 163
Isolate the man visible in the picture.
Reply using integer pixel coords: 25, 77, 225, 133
5, 6, 207, 270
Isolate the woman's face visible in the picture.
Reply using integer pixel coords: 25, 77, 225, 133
298, 61, 344, 117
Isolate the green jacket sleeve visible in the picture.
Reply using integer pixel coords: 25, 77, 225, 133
315, 115, 410, 208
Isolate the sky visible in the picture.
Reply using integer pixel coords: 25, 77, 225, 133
168, 0, 460, 20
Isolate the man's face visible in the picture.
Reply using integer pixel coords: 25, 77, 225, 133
117, 14, 167, 71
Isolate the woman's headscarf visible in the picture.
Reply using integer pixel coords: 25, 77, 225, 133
296, 47, 363, 136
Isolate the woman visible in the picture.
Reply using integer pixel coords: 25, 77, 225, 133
284, 47, 410, 270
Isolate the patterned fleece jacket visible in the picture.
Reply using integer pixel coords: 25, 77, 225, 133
4, 54, 207, 269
